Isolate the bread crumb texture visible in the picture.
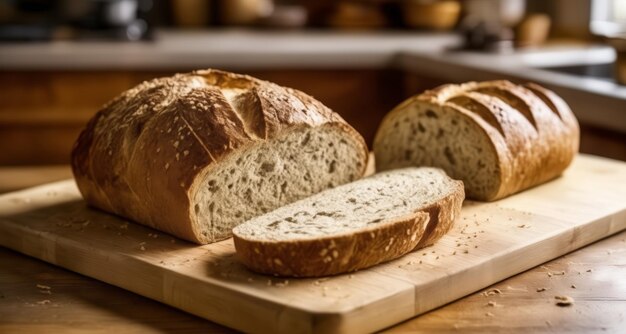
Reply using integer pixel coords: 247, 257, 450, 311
233, 167, 464, 277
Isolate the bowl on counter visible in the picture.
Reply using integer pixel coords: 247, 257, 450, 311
402, 0, 461, 30
606, 36, 626, 85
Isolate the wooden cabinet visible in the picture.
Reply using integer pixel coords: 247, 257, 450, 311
0, 71, 162, 165
0, 70, 409, 165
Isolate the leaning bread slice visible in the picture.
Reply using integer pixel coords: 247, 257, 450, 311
233, 167, 464, 277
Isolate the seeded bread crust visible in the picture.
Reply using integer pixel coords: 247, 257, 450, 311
71, 69, 369, 244
233, 212, 429, 277
373, 80, 579, 201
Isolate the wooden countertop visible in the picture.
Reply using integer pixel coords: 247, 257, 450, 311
0, 166, 624, 333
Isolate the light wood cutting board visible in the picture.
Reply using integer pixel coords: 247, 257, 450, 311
1, 154, 625, 333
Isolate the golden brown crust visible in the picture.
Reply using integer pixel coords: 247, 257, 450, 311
523, 82, 580, 167
233, 212, 430, 277
71, 69, 368, 243
415, 179, 464, 248
469, 81, 579, 200
377, 80, 579, 201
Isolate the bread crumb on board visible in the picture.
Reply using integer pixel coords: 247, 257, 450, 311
36, 299, 51, 305
36, 284, 52, 295
485, 312, 494, 317
482, 288, 502, 297
536, 287, 547, 292
547, 270, 565, 278
555, 295, 574, 307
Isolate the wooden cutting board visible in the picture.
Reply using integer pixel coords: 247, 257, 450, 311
1, 154, 625, 334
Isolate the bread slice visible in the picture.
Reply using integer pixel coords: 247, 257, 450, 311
373, 81, 579, 201
71, 69, 369, 244
233, 167, 464, 277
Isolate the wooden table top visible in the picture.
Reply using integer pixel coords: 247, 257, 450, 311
1, 166, 624, 333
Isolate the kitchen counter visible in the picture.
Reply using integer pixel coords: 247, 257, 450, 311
1, 29, 625, 133
0, 30, 460, 70
0, 166, 625, 333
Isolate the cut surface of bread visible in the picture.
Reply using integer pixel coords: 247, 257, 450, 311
233, 167, 464, 277
71, 69, 368, 244
192, 124, 366, 241
374, 100, 502, 200
374, 81, 579, 201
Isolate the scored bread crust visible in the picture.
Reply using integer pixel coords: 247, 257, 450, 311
233, 212, 430, 277
71, 69, 369, 244
233, 175, 464, 277
374, 80, 579, 201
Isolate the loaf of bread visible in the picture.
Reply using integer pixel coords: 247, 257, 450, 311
233, 167, 464, 277
71, 69, 369, 244
373, 81, 579, 201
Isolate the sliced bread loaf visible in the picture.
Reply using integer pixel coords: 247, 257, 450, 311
233, 167, 464, 277
373, 81, 579, 201
71, 69, 368, 244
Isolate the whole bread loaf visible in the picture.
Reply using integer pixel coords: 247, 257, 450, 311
373, 81, 579, 201
233, 167, 464, 277
71, 69, 369, 244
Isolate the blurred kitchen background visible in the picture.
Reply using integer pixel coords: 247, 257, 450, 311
0, 0, 625, 169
